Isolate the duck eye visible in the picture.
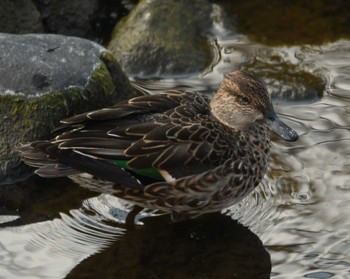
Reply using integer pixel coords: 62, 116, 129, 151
237, 95, 249, 104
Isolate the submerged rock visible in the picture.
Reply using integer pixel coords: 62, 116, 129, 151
219, 43, 325, 102
108, 0, 226, 77
244, 56, 325, 102
0, 33, 136, 184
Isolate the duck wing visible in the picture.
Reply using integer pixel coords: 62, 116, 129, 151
20, 91, 237, 185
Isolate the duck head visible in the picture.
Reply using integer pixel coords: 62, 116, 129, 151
210, 70, 298, 142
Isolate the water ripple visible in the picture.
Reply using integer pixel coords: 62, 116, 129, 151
2, 26, 350, 279
0, 195, 129, 278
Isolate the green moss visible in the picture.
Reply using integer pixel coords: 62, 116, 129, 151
1, 66, 108, 139
0, 59, 135, 177
109, 0, 214, 75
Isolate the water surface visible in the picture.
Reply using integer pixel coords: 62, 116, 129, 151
1, 3, 350, 279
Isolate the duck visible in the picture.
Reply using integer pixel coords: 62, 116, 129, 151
18, 70, 298, 221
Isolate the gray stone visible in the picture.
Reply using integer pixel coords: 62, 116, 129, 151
0, 0, 43, 33
108, 0, 223, 77
0, 34, 137, 184
0, 33, 104, 97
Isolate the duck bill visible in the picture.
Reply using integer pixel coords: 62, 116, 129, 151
267, 110, 298, 142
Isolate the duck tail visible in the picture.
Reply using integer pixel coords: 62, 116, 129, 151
17, 142, 80, 178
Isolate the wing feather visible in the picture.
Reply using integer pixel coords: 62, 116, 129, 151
20, 90, 238, 185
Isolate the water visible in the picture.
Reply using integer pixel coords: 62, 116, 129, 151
2, 6, 350, 279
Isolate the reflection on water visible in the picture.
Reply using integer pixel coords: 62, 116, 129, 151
0, 182, 271, 279
66, 213, 270, 279
2, 16, 350, 279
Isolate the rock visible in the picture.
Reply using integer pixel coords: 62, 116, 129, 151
0, 0, 43, 33
244, 59, 324, 103
216, 43, 325, 102
108, 0, 224, 77
0, 33, 137, 184
243, 48, 325, 102
31, 0, 132, 43
32, 0, 99, 39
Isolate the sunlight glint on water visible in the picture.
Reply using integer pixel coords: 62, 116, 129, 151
1, 37, 350, 279
128, 37, 350, 278
222, 41, 350, 278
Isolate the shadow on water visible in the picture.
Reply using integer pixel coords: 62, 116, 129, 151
0, 176, 270, 278
65, 213, 271, 279
0, 176, 97, 228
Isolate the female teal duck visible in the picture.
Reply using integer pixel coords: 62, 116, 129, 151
19, 70, 298, 220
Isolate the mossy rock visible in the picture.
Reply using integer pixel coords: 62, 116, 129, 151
0, 34, 137, 183
243, 50, 325, 103
108, 0, 219, 77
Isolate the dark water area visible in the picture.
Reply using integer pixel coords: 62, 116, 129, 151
215, 0, 350, 45
1, 177, 271, 279
2, 1, 350, 279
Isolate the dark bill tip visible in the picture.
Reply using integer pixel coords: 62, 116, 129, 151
267, 111, 299, 142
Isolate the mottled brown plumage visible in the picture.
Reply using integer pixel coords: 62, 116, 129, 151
18, 70, 298, 220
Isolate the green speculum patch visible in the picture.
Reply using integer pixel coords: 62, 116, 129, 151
113, 160, 164, 181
